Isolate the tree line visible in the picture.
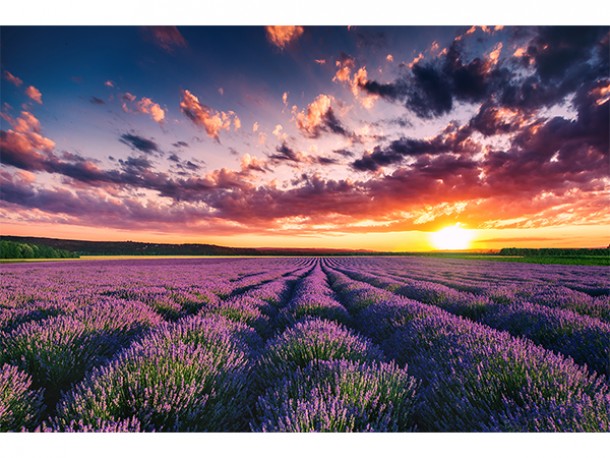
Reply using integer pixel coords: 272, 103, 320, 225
498, 247, 609, 257
0, 240, 79, 259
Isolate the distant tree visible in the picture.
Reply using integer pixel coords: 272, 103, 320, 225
0, 240, 79, 259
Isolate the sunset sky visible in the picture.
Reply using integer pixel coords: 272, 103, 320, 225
1, 24, 608, 250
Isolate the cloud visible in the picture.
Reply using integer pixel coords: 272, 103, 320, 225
3, 70, 23, 87
167, 154, 203, 174
90, 96, 105, 105
270, 142, 305, 164
119, 133, 161, 155
294, 94, 351, 138
361, 39, 495, 117
104, 80, 114, 88
145, 26, 187, 52
25, 86, 42, 104
272, 124, 286, 140
118, 155, 154, 173
332, 55, 377, 108
362, 26, 609, 120
268, 142, 339, 168
180, 89, 238, 141
0, 111, 56, 170
240, 154, 269, 173
120, 93, 165, 124
351, 122, 478, 172
233, 115, 241, 130
469, 101, 528, 136
135, 97, 165, 124
333, 53, 356, 82
351, 147, 404, 172
265, 26, 304, 49
122, 92, 137, 103
282, 91, 288, 106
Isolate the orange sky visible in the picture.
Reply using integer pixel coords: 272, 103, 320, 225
3, 219, 608, 251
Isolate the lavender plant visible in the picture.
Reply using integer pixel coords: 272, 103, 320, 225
0, 364, 45, 431
255, 318, 386, 390
252, 360, 418, 432
55, 341, 251, 432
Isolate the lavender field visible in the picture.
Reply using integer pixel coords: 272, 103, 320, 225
1, 257, 609, 432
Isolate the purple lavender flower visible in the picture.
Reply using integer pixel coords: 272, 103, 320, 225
255, 318, 386, 391
55, 341, 251, 432
252, 359, 418, 432
0, 364, 45, 431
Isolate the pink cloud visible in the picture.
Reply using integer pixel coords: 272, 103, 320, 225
3, 70, 23, 87
333, 55, 355, 83
146, 26, 187, 52
25, 86, 42, 104
488, 42, 503, 66
120, 93, 165, 124
265, 26, 304, 49
293, 94, 351, 139
179, 89, 238, 141
136, 97, 165, 124
332, 56, 377, 108
0, 111, 56, 170
295, 94, 332, 137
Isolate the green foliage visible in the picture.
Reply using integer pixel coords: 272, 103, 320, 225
0, 240, 78, 259
499, 247, 609, 259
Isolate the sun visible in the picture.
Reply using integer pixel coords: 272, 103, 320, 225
430, 224, 474, 250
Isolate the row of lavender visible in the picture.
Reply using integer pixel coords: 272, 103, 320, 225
1, 257, 609, 431
325, 258, 610, 378
322, 261, 609, 431
0, 258, 312, 430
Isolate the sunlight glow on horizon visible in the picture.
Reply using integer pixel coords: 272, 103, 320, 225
430, 224, 475, 250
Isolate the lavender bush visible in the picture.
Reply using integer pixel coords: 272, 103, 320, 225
54, 341, 251, 432
252, 360, 418, 432
0, 364, 45, 431
255, 318, 385, 390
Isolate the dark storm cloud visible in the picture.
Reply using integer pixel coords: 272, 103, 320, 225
528, 27, 608, 83
314, 156, 339, 165
351, 146, 404, 172
482, 80, 609, 195
119, 133, 160, 155
362, 26, 609, 120
323, 109, 350, 137
333, 149, 355, 158
270, 142, 302, 163
351, 123, 478, 172
118, 156, 153, 174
